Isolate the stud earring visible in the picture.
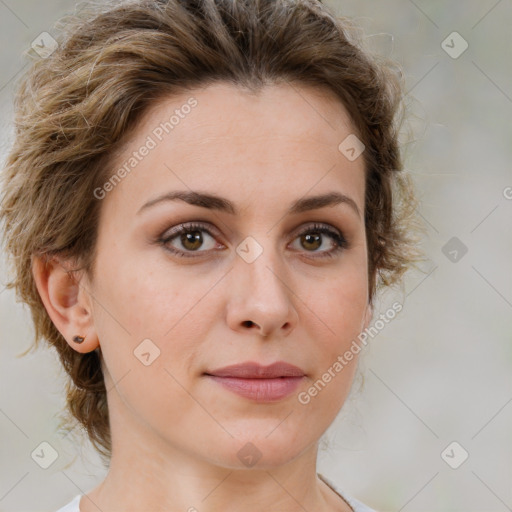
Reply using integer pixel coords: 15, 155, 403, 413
72, 335, 86, 344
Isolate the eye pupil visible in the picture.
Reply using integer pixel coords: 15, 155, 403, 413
182, 231, 203, 250
302, 232, 321, 250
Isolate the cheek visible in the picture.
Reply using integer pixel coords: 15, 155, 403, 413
93, 242, 201, 337
90, 253, 218, 399
297, 277, 366, 424
307, 265, 368, 347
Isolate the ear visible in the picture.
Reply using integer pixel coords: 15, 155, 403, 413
31, 254, 99, 353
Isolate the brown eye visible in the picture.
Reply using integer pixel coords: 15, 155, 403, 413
290, 223, 348, 258
179, 230, 204, 251
300, 232, 322, 251
159, 222, 220, 257
158, 221, 347, 260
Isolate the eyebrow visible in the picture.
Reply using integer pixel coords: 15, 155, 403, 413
137, 190, 361, 218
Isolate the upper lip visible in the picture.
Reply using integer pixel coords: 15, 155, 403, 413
205, 361, 305, 378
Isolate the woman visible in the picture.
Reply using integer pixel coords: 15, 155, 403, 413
0, 0, 420, 510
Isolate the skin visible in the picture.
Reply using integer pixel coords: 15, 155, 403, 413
33, 81, 372, 512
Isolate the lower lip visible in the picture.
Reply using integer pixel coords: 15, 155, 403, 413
206, 375, 304, 402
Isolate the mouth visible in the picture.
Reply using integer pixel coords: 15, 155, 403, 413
204, 361, 306, 402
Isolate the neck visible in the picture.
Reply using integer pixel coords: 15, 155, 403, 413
80, 376, 352, 512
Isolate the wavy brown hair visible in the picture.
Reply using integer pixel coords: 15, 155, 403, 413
0, 0, 421, 466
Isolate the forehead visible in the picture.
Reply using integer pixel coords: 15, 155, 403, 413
102, 81, 366, 217
139, 81, 358, 147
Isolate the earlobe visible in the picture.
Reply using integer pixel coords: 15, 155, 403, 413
31, 254, 99, 353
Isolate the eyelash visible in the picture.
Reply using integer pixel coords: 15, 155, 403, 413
157, 221, 348, 259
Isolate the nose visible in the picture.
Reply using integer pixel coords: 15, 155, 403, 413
225, 244, 298, 339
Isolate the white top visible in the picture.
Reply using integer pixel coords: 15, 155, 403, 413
55, 473, 378, 512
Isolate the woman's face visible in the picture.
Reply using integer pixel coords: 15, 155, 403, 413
82, 82, 371, 468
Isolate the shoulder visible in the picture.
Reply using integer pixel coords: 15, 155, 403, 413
317, 473, 380, 512
54, 482, 380, 512
54, 494, 82, 512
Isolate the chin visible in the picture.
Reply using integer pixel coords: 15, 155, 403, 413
204, 425, 316, 470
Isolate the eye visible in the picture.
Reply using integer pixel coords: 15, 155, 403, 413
158, 222, 222, 258
157, 221, 348, 259
289, 222, 348, 259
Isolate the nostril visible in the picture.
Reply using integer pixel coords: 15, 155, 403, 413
243, 320, 255, 328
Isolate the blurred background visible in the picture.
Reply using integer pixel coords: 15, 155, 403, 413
1, 1, 511, 511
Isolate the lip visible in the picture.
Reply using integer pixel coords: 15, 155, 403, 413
204, 361, 306, 402
206, 361, 306, 378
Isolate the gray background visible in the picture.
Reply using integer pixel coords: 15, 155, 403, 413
1, 1, 511, 511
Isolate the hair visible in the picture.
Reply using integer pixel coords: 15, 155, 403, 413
0, 0, 422, 466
